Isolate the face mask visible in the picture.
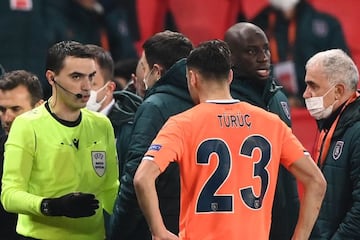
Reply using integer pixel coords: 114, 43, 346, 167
305, 85, 337, 120
269, 0, 300, 12
86, 82, 108, 112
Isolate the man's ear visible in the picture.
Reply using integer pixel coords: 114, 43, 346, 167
334, 83, 345, 100
45, 70, 55, 85
153, 64, 163, 81
107, 81, 116, 93
35, 99, 45, 107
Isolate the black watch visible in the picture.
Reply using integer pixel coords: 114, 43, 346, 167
40, 199, 52, 216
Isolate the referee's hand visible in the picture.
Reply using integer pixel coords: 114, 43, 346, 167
40, 192, 99, 218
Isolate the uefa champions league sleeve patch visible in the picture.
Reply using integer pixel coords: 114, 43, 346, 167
148, 144, 162, 151
92, 151, 106, 177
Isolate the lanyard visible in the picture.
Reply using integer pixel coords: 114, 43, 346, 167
268, 12, 296, 63
314, 92, 360, 168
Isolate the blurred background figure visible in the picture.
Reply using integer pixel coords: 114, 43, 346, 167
49, 0, 138, 61
0, 0, 51, 99
0, 0, 139, 100
251, 0, 349, 107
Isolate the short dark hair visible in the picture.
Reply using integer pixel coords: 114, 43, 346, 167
86, 44, 114, 82
114, 58, 139, 82
143, 30, 193, 73
187, 40, 231, 80
0, 70, 43, 106
46, 41, 94, 74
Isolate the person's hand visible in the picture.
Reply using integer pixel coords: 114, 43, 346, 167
152, 230, 179, 240
40, 192, 99, 218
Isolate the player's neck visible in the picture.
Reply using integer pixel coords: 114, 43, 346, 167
199, 89, 233, 103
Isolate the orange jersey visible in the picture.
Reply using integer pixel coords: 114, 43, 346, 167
144, 100, 305, 240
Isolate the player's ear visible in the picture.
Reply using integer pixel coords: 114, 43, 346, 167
228, 69, 234, 85
188, 69, 197, 89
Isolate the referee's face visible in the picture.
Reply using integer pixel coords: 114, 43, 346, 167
52, 56, 96, 110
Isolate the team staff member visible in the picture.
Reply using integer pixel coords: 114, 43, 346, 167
109, 31, 193, 240
1, 41, 119, 239
0, 70, 44, 239
224, 22, 299, 240
134, 40, 326, 239
303, 49, 360, 239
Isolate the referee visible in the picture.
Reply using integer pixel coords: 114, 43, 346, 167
1, 41, 119, 240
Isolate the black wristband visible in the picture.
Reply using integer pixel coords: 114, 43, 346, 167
40, 199, 52, 216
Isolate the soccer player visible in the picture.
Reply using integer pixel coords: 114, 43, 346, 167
134, 40, 326, 239
1, 41, 119, 239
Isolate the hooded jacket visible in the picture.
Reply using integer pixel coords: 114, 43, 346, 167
110, 58, 193, 240
311, 94, 360, 239
230, 73, 300, 240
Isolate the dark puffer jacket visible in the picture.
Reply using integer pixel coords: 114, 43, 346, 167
311, 94, 360, 239
107, 90, 142, 176
230, 72, 300, 240
109, 58, 193, 240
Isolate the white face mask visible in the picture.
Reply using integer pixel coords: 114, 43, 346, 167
269, 0, 300, 12
305, 85, 337, 120
86, 82, 108, 112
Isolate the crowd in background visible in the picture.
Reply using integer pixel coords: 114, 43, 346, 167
0, 0, 360, 239
1, 0, 359, 101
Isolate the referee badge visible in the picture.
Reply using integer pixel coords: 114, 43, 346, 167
92, 151, 106, 177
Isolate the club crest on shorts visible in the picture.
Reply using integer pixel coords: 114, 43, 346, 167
332, 141, 344, 160
92, 151, 106, 177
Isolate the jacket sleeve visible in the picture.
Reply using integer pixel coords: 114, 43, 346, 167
331, 138, 360, 239
268, 92, 300, 240
101, 118, 120, 214
110, 101, 165, 239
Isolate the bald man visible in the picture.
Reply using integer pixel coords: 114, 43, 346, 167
225, 22, 299, 240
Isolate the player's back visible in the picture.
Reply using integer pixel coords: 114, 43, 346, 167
174, 100, 303, 239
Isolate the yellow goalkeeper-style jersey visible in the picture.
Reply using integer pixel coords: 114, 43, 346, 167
1, 102, 119, 240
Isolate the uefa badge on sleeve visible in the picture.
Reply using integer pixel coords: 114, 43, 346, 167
92, 151, 106, 177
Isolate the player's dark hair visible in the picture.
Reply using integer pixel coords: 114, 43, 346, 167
86, 44, 114, 82
143, 30, 193, 74
0, 70, 43, 106
46, 41, 94, 74
187, 39, 231, 80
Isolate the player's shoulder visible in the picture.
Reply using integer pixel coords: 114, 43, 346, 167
240, 101, 283, 121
